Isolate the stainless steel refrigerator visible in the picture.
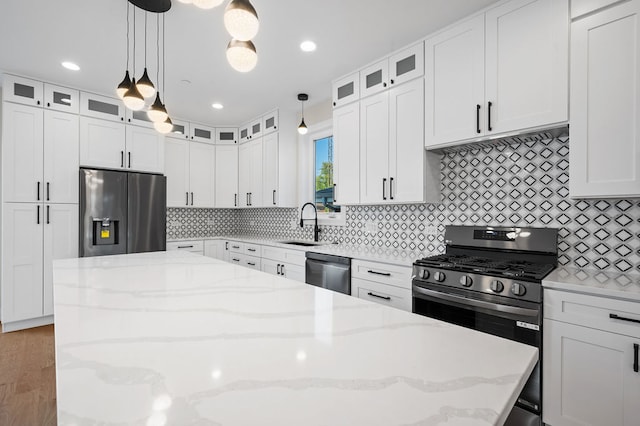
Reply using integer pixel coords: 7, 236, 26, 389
79, 168, 166, 257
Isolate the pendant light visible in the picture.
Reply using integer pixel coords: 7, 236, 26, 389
297, 94, 308, 135
194, 0, 224, 9
226, 39, 257, 72
154, 116, 174, 134
148, 14, 168, 123
123, 6, 146, 110
116, 3, 132, 99
224, 0, 259, 41
136, 12, 156, 98
153, 13, 173, 134
177, 0, 193, 3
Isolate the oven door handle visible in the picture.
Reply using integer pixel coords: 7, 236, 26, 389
412, 285, 539, 318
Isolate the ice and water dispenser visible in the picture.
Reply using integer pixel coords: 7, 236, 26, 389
92, 218, 120, 246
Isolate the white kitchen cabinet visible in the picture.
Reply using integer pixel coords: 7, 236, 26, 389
361, 78, 439, 204
543, 288, 640, 426
424, 0, 568, 149
388, 42, 424, 87
170, 119, 190, 140
261, 259, 305, 282
216, 127, 238, 144
238, 138, 263, 207
353, 278, 412, 311
190, 123, 216, 144
125, 108, 155, 129
571, 0, 621, 18
239, 123, 250, 143
569, 0, 640, 198
2, 74, 43, 107
79, 92, 125, 123
425, 15, 485, 146
333, 102, 360, 204
360, 59, 390, 98
229, 253, 261, 270
351, 259, 412, 312
215, 145, 239, 207
262, 110, 278, 135
188, 141, 215, 208
164, 138, 214, 207
125, 125, 164, 173
204, 240, 226, 260
2, 104, 78, 204
44, 83, 79, 114
166, 240, 204, 254
248, 118, 262, 140
79, 116, 126, 170
43, 204, 78, 316
332, 72, 360, 108
263, 132, 279, 207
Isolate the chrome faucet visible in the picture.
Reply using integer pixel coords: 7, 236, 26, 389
300, 202, 320, 242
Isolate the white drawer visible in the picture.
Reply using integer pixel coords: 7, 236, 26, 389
544, 289, 640, 338
229, 253, 261, 271
353, 278, 412, 312
166, 240, 204, 253
228, 241, 244, 253
262, 246, 306, 266
244, 243, 262, 257
352, 260, 412, 290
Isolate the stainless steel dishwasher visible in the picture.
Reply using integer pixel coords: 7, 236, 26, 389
305, 252, 351, 295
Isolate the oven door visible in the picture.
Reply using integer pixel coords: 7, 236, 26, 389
412, 281, 542, 422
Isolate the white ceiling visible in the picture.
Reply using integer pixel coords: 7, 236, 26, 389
0, 0, 498, 126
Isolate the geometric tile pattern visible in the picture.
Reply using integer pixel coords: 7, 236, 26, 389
166, 208, 236, 240
171, 136, 640, 275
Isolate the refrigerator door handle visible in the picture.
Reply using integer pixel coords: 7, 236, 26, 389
120, 151, 124, 168
128, 152, 131, 168
37, 205, 40, 224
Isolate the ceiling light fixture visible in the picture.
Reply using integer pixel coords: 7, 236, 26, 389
224, 0, 259, 41
62, 61, 80, 71
194, 0, 224, 9
212, 103, 223, 109
153, 14, 173, 134
300, 41, 316, 52
226, 39, 257, 72
136, 12, 156, 98
116, 2, 132, 99
177, 0, 192, 3
297, 93, 308, 135
122, 6, 146, 110
148, 14, 168, 123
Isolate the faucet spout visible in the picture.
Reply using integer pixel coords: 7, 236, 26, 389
300, 202, 320, 242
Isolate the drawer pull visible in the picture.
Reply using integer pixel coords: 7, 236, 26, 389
609, 313, 640, 324
177, 245, 194, 249
247, 262, 256, 266
367, 292, 391, 301
232, 245, 240, 249
232, 258, 240, 262
634, 343, 639, 373
247, 248, 256, 252
367, 270, 391, 277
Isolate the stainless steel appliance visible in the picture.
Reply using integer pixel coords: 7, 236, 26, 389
305, 252, 351, 295
412, 226, 558, 426
79, 168, 166, 257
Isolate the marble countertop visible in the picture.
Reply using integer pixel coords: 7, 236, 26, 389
53, 251, 537, 426
543, 266, 640, 302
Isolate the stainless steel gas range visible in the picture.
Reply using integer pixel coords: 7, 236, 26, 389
412, 225, 558, 426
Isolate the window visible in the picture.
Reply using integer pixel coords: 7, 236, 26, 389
314, 136, 340, 214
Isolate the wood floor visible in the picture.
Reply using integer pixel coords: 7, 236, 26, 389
0, 325, 57, 426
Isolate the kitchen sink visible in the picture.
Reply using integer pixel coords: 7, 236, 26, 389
278, 240, 325, 247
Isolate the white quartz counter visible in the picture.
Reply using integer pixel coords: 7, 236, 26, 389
543, 266, 640, 302
53, 251, 537, 426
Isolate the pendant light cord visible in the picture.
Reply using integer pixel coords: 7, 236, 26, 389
126, 1, 130, 71
144, 12, 147, 67
163, 13, 166, 99
156, 13, 160, 92
132, 6, 136, 75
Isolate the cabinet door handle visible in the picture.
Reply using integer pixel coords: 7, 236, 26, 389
37, 181, 40, 201
249, 192, 252, 206
247, 262, 256, 266
281, 264, 285, 275
37, 205, 40, 224
383, 82, 387, 88
272, 189, 276, 205
476, 104, 481, 134
46, 205, 50, 224
367, 270, 391, 277
389, 177, 394, 200
128, 152, 131, 168
247, 248, 256, 252
367, 292, 391, 301
121, 151, 124, 167
609, 313, 640, 324
234, 193, 237, 207
232, 258, 240, 262
390, 79, 395, 85
333, 183, 337, 203
225, 242, 229, 250
186, 192, 189, 206
190, 192, 194, 206
382, 178, 387, 200
246, 193, 249, 206
487, 101, 493, 132
634, 343, 639, 373
46, 182, 50, 201
177, 245, 194, 249
277, 264, 281, 275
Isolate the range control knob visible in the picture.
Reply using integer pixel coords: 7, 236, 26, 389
459, 276, 473, 287
511, 283, 527, 296
433, 271, 446, 282
421, 269, 430, 280
490, 280, 504, 293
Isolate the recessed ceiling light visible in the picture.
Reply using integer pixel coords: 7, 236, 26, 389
212, 103, 224, 110
61, 61, 80, 71
300, 41, 317, 52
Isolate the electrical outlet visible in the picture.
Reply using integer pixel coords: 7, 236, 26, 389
426, 225, 438, 235
169, 220, 181, 227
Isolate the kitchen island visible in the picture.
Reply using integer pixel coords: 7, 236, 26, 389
53, 251, 537, 425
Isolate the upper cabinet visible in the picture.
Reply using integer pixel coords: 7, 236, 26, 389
44, 84, 79, 114
190, 123, 215, 144
79, 92, 125, 122
569, 0, 640, 198
125, 108, 155, 129
3, 74, 44, 107
332, 72, 360, 108
169, 119, 191, 140
216, 127, 238, 144
425, 0, 569, 149
334, 102, 360, 205
262, 109, 278, 135
388, 43, 424, 87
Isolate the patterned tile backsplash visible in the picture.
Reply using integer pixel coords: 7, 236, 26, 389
168, 136, 640, 275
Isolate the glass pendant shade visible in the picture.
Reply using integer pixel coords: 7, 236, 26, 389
298, 118, 308, 135
177, 0, 193, 3
154, 116, 173, 134
116, 70, 132, 100
136, 68, 156, 98
147, 93, 169, 123
224, 0, 259, 41
194, 0, 224, 9
226, 39, 258, 73
123, 78, 146, 110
